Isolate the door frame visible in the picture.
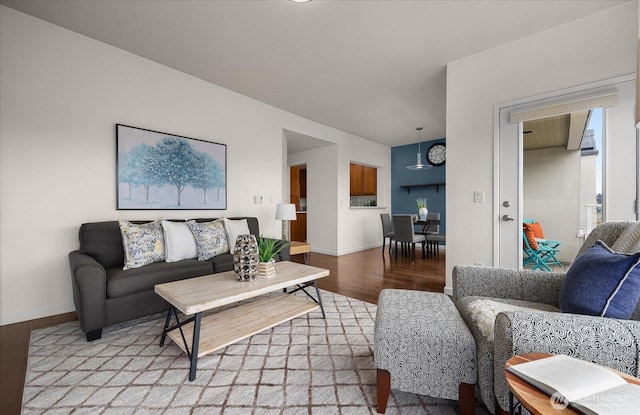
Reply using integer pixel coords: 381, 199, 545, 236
493, 73, 634, 268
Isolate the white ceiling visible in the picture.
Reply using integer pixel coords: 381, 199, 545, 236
1, 0, 628, 147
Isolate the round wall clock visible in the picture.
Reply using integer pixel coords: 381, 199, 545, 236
427, 142, 446, 166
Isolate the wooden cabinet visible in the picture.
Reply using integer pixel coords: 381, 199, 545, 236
350, 163, 377, 196
362, 166, 377, 195
350, 163, 363, 196
290, 165, 307, 241
290, 213, 307, 242
300, 169, 307, 198
290, 165, 301, 210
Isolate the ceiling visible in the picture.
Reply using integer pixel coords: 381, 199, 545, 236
523, 111, 591, 151
1, 0, 628, 147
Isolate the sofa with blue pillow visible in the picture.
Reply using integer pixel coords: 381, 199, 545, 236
69, 217, 290, 342
452, 221, 640, 414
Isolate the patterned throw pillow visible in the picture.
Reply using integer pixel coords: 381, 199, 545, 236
119, 220, 165, 270
186, 219, 229, 261
559, 240, 640, 319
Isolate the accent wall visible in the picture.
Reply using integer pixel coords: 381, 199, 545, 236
391, 139, 446, 236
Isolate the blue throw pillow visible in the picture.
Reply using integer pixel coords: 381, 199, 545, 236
559, 240, 640, 319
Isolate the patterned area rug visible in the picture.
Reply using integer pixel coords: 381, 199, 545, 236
23, 290, 487, 414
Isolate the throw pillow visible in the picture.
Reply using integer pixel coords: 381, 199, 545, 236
522, 225, 538, 250
559, 240, 640, 319
527, 222, 544, 238
161, 221, 198, 262
119, 220, 165, 270
186, 219, 229, 261
611, 222, 640, 254
223, 218, 251, 252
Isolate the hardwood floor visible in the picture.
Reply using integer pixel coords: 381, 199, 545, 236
0, 247, 445, 415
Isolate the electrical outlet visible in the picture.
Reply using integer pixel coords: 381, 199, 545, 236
474, 262, 484, 266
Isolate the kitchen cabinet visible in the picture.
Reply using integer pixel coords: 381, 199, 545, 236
350, 163, 377, 196
290, 213, 307, 242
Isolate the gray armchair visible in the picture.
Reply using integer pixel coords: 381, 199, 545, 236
453, 221, 640, 414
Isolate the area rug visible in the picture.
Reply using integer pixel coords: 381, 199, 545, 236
23, 290, 487, 414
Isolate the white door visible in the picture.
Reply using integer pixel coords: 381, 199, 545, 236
496, 107, 522, 269
496, 76, 633, 268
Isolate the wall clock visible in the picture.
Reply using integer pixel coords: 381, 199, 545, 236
427, 142, 446, 166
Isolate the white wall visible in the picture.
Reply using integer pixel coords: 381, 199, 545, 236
446, 2, 637, 290
0, 6, 389, 324
287, 133, 391, 256
523, 147, 581, 263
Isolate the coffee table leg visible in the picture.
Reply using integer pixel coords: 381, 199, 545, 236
313, 281, 326, 319
189, 312, 202, 381
159, 306, 174, 347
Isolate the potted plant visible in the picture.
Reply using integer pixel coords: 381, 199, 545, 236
257, 235, 289, 278
416, 198, 428, 221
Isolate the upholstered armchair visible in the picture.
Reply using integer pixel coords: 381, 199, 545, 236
453, 221, 640, 415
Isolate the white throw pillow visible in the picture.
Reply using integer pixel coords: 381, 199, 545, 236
466, 299, 536, 341
161, 221, 198, 262
223, 218, 251, 252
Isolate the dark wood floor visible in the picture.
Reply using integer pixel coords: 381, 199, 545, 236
0, 246, 445, 415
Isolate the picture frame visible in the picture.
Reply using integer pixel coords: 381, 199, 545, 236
116, 124, 227, 210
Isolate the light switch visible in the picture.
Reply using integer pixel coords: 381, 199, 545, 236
474, 191, 484, 203
254, 195, 263, 204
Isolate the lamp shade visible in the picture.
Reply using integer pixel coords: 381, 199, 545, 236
275, 204, 297, 221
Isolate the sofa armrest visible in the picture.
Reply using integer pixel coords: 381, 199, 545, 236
452, 265, 564, 306
493, 311, 640, 411
69, 251, 108, 334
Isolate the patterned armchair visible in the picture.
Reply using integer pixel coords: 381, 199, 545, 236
453, 221, 640, 415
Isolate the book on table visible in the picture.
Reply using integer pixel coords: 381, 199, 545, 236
506, 354, 640, 415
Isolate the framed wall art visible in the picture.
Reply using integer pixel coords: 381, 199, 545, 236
116, 124, 227, 210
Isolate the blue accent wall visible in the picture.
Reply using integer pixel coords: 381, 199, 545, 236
391, 138, 446, 234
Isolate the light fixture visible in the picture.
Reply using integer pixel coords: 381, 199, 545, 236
291, 0, 313, 3
275, 203, 297, 240
407, 127, 432, 170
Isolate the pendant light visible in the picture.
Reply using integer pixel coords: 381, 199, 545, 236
407, 127, 432, 170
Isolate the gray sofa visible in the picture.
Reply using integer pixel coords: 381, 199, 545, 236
453, 221, 640, 414
69, 217, 290, 342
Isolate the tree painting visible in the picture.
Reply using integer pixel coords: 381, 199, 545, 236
117, 125, 226, 210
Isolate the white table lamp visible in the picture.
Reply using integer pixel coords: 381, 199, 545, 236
275, 203, 297, 240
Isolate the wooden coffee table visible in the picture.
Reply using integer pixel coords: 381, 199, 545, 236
504, 353, 640, 415
154, 261, 329, 380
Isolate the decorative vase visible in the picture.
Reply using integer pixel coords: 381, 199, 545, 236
257, 259, 277, 279
233, 234, 259, 281
419, 207, 428, 221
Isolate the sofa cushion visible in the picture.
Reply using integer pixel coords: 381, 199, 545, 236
120, 220, 165, 270
79, 221, 125, 269
106, 260, 213, 298
161, 220, 197, 262
186, 219, 229, 260
559, 240, 640, 319
208, 253, 234, 273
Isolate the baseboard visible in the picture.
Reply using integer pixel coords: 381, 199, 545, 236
443, 286, 453, 296
0, 307, 77, 327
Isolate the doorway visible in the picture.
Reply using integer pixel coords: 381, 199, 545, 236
496, 75, 637, 269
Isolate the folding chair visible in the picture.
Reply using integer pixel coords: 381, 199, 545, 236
522, 225, 561, 271
523, 220, 562, 268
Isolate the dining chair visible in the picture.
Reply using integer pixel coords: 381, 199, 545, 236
380, 213, 395, 255
392, 214, 425, 261
417, 212, 445, 256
